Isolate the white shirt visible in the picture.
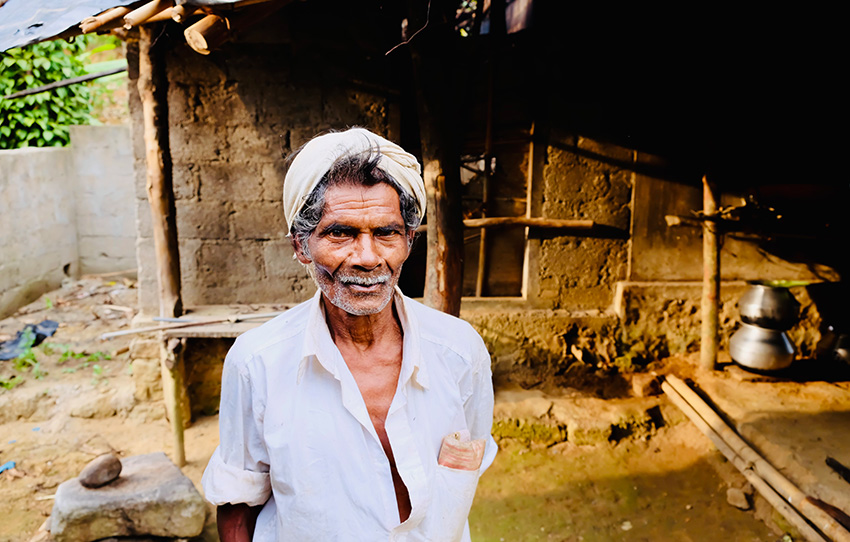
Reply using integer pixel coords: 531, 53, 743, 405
202, 288, 497, 541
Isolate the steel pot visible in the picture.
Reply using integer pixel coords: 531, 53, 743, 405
738, 283, 800, 330
729, 323, 796, 371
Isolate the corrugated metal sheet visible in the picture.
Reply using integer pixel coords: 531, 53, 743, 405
0, 0, 137, 51
0, 0, 249, 52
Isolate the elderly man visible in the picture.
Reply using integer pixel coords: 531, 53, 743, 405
202, 128, 497, 541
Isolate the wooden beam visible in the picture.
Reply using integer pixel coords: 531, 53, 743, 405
138, 23, 184, 466
80, 7, 131, 34
416, 216, 594, 233
124, 0, 173, 29
138, 25, 182, 320
409, 0, 464, 317
700, 175, 720, 370
184, 1, 293, 55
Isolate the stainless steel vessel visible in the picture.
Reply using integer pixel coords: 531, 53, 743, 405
729, 323, 796, 371
738, 283, 800, 330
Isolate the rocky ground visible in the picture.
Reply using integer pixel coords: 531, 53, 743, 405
0, 278, 799, 541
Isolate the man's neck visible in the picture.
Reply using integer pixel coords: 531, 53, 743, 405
322, 295, 403, 353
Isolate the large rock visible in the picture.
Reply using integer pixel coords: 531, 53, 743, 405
50, 452, 205, 542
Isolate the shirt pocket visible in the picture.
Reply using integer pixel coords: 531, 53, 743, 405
419, 464, 480, 542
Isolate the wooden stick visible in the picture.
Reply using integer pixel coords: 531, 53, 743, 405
2, 68, 127, 100
100, 311, 284, 340
184, 14, 230, 55
662, 379, 828, 542
80, 7, 131, 33
416, 217, 594, 233
124, 0, 173, 29
171, 5, 197, 23
665, 376, 850, 542
138, 25, 183, 319
700, 175, 720, 370
161, 336, 186, 467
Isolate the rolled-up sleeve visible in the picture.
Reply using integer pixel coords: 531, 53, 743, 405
202, 351, 271, 507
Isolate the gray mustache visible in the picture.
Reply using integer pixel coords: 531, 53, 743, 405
337, 273, 391, 286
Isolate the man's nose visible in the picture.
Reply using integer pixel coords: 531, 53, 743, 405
352, 234, 381, 269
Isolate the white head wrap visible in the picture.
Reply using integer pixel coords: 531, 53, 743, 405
283, 128, 426, 230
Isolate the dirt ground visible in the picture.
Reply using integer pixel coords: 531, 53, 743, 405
0, 278, 791, 541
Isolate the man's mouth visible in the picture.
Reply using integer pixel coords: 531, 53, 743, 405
337, 273, 391, 292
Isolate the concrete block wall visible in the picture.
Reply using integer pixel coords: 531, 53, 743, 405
0, 126, 136, 318
130, 8, 400, 314
0, 147, 77, 318
70, 125, 137, 274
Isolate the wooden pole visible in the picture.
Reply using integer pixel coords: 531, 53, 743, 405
138, 25, 182, 320
700, 175, 719, 370
409, 0, 464, 316
80, 7, 131, 33
662, 379, 829, 542
664, 376, 850, 541
124, 0, 173, 30
184, 14, 230, 55
161, 337, 188, 467
138, 24, 185, 465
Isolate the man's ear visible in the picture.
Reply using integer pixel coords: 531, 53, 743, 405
406, 229, 416, 253
291, 236, 312, 264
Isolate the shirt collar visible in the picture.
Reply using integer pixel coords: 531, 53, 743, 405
297, 287, 429, 390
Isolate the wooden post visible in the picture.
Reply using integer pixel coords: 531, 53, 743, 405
161, 337, 189, 467
408, 0, 464, 316
700, 175, 719, 370
138, 24, 185, 465
138, 25, 182, 320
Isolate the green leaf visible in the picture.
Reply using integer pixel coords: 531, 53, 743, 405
43, 130, 54, 141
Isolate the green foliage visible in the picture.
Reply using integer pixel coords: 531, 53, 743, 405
0, 36, 96, 149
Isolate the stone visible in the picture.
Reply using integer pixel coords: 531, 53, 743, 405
726, 487, 751, 510
50, 452, 205, 542
79, 453, 122, 488
631, 373, 661, 397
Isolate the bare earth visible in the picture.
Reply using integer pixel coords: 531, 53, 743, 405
0, 279, 787, 541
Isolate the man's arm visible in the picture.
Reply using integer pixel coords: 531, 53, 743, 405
217, 503, 263, 542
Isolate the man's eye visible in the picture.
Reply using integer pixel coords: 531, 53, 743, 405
328, 229, 350, 238
376, 229, 400, 237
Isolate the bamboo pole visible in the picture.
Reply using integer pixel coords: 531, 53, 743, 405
700, 175, 720, 370
80, 7, 131, 33
184, 14, 230, 55
100, 311, 284, 340
124, 0, 173, 29
171, 5, 197, 23
662, 379, 828, 542
665, 375, 850, 542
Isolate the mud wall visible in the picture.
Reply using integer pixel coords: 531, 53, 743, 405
130, 6, 401, 314
0, 125, 136, 318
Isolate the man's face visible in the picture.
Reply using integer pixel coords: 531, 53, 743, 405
295, 183, 414, 316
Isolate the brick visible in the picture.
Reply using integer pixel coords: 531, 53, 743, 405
198, 240, 265, 290
130, 338, 161, 359
232, 201, 285, 240
261, 161, 286, 203
263, 240, 305, 279
197, 161, 263, 202
176, 200, 230, 239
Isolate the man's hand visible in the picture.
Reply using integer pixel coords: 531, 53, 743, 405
217, 503, 262, 542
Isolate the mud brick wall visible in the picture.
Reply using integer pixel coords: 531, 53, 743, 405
129, 6, 401, 314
